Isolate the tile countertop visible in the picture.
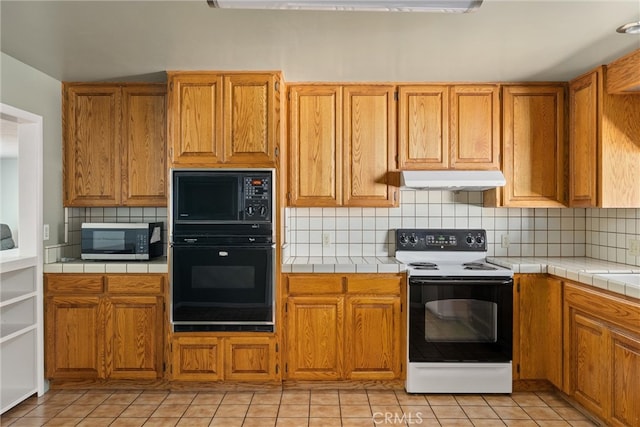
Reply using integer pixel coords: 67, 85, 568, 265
43, 257, 168, 274
488, 256, 640, 300
282, 256, 402, 274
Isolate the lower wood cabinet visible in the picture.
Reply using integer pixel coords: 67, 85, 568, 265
564, 281, 640, 427
283, 273, 404, 381
512, 274, 562, 388
170, 335, 279, 382
44, 274, 165, 381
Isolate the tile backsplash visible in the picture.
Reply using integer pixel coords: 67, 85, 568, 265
46, 193, 640, 268
285, 190, 640, 267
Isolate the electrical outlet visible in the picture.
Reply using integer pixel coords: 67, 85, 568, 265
43, 224, 50, 241
501, 234, 510, 248
629, 239, 640, 257
322, 232, 331, 248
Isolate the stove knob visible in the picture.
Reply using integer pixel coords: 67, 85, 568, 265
246, 206, 255, 216
408, 235, 417, 245
259, 205, 267, 216
399, 234, 408, 245
475, 236, 485, 245
466, 236, 474, 245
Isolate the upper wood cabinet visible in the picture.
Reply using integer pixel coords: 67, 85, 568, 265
568, 67, 640, 207
397, 84, 499, 170
288, 84, 397, 207
501, 84, 566, 207
450, 85, 501, 169
288, 85, 342, 206
397, 85, 449, 169
606, 48, 640, 94
167, 71, 282, 167
63, 83, 166, 207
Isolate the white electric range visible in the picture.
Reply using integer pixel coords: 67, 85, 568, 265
395, 229, 514, 394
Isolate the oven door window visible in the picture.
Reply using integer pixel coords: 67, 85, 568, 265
172, 245, 273, 323
425, 299, 497, 342
409, 279, 513, 363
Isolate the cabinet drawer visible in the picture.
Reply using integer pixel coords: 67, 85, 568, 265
106, 275, 164, 294
287, 275, 344, 295
346, 275, 403, 294
46, 274, 104, 294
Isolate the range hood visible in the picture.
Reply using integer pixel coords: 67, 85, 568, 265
401, 170, 506, 191
207, 0, 483, 13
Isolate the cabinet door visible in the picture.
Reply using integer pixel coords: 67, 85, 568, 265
514, 275, 562, 387
344, 296, 402, 380
288, 85, 343, 206
450, 85, 500, 169
343, 85, 397, 207
285, 296, 344, 380
223, 74, 277, 165
105, 296, 164, 379
63, 85, 121, 206
568, 311, 610, 420
167, 73, 224, 165
45, 296, 104, 379
398, 85, 449, 169
610, 330, 640, 427
568, 71, 599, 207
171, 336, 223, 381
502, 85, 566, 207
121, 85, 167, 206
224, 336, 278, 381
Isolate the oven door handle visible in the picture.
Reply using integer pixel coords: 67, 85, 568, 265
409, 278, 513, 286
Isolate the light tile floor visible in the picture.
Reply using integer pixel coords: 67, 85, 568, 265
0, 389, 600, 427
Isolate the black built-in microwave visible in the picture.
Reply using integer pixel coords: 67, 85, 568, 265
171, 169, 273, 237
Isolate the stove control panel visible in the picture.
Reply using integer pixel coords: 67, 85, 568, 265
396, 229, 487, 251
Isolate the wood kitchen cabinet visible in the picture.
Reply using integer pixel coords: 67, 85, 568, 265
500, 84, 566, 207
283, 274, 404, 381
167, 71, 282, 167
512, 275, 562, 388
398, 84, 500, 171
45, 274, 166, 382
63, 83, 166, 207
397, 85, 449, 169
170, 334, 279, 382
606, 48, 640, 94
563, 281, 640, 426
450, 85, 501, 169
287, 84, 397, 207
568, 67, 640, 207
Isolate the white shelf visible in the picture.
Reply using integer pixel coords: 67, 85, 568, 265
0, 255, 37, 274
0, 323, 37, 343
1, 328, 38, 413
0, 291, 37, 307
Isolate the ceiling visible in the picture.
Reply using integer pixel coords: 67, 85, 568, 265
1, 0, 640, 83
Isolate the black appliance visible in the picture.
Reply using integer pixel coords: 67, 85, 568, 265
395, 228, 514, 393
81, 222, 163, 261
170, 169, 275, 332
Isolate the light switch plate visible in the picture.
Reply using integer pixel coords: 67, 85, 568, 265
629, 239, 640, 257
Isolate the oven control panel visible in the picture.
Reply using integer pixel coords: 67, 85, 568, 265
243, 175, 271, 220
396, 229, 487, 251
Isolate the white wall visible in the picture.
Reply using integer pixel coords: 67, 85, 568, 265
0, 53, 63, 245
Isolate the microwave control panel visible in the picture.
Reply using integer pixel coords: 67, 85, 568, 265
243, 175, 271, 221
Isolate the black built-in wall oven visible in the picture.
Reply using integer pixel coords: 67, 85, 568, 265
170, 169, 275, 332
